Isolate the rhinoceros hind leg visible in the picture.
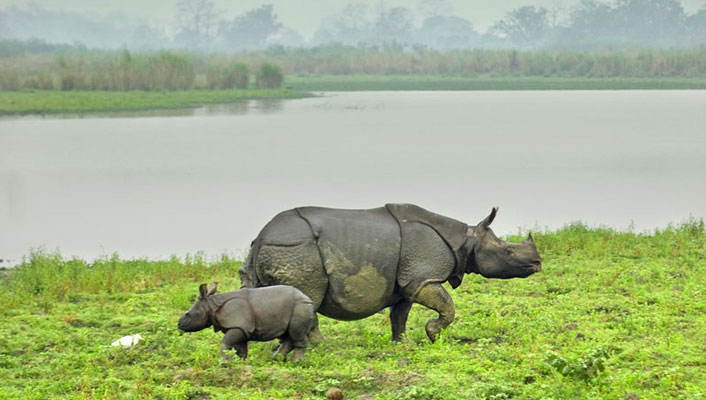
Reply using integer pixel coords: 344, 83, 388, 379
288, 302, 313, 350
290, 347, 306, 363
390, 299, 413, 342
414, 283, 455, 343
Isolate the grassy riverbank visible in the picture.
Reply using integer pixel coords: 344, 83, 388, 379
4, 75, 706, 116
0, 89, 308, 115
1, 220, 704, 399
286, 75, 706, 91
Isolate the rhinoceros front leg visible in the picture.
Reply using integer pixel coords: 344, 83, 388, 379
390, 299, 413, 342
414, 283, 455, 343
221, 328, 248, 360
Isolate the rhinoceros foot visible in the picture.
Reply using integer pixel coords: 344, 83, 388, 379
425, 319, 444, 343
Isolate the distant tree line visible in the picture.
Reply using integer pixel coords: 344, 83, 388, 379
1, 0, 706, 52
314, 0, 706, 50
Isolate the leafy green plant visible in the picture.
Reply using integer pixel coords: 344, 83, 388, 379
546, 347, 610, 381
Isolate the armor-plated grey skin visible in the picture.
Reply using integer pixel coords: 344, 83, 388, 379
178, 283, 319, 362
239, 204, 542, 343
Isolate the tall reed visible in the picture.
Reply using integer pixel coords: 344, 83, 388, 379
1, 250, 242, 309
206, 61, 249, 89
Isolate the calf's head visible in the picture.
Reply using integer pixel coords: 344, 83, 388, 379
466, 208, 542, 279
178, 282, 218, 332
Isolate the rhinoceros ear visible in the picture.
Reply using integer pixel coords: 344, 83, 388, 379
207, 282, 218, 296
477, 207, 498, 231
198, 283, 208, 299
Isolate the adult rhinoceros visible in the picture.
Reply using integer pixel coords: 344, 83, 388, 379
238, 204, 542, 342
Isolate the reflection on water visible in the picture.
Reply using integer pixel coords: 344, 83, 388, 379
1, 99, 286, 120
193, 99, 285, 116
1, 91, 705, 265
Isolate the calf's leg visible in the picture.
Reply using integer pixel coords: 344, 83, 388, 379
286, 301, 314, 362
307, 314, 324, 343
221, 328, 248, 360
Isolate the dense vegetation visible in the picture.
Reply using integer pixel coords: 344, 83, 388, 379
1, 220, 704, 399
0, 49, 288, 92
268, 46, 706, 78
2, 45, 706, 93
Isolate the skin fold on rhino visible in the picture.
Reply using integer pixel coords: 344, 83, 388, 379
239, 204, 542, 342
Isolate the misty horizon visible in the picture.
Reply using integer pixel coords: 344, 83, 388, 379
2, 0, 706, 52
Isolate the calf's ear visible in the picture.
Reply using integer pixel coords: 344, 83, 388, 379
207, 282, 218, 296
199, 283, 208, 299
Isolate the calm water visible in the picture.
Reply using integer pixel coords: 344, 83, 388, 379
1, 91, 705, 265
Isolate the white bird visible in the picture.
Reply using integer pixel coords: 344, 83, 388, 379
111, 334, 143, 347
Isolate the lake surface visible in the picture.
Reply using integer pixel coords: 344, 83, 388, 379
1, 91, 705, 265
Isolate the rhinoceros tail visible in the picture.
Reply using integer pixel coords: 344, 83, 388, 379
238, 249, 259, 288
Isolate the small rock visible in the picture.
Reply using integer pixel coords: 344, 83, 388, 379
624, 394, 639, 400
398, 358, 411, 368
326, 387, 344, 400
565, 323, 578, 331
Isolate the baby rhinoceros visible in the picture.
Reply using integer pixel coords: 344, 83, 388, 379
178, 283, 319, 362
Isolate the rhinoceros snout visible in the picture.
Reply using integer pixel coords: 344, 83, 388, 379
177, 314, 190, 331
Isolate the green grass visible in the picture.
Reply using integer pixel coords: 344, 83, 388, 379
1, 220, 704, 399
286, 75, 706, 91
0, 89, 310, 115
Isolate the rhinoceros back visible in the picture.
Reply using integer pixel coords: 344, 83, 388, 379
297, 207, 401, 320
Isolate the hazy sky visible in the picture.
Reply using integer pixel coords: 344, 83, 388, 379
4, 0, 706, 37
